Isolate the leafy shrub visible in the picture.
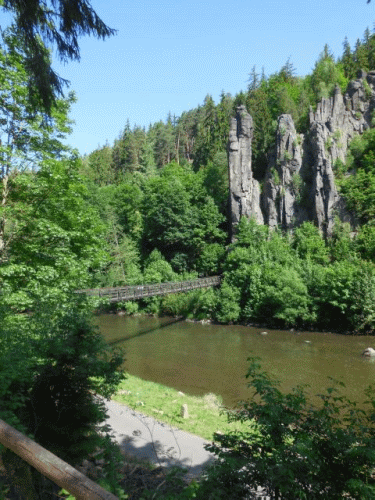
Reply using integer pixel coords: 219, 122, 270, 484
247, 262, 314, 327
215, 282, 241, 323
196, 243, 225, 275
0, 301, 125, 465
283, 150, 292, 161
199, 358, 375, 500
293, 221, 329, 265
271, 167, 280, 185
122, 300, 139, 315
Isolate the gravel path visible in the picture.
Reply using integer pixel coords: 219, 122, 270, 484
104, 399, 215, 479
104, 399, 270, 498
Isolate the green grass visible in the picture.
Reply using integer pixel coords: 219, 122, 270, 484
112, 374, 251, 441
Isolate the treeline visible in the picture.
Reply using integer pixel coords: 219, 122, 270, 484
81, 26, 375, 183
71, 26, 375, 333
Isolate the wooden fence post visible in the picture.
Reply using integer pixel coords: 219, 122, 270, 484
0, 419, 118, 500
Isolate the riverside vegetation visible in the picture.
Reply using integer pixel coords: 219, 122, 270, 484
2, 13, 375, 499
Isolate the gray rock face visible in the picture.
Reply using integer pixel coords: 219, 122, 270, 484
307, 81, 371, 235
263, 114, 305, 230
228, 75, 374, 236
228, 105, 263, 240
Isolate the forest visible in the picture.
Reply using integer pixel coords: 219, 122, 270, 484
74, 31, 375, 335
2, 12, 375, 498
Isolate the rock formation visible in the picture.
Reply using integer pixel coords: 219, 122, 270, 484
228, 105, 263, 240
262, 114, 306, 231
228, 71, 375, 237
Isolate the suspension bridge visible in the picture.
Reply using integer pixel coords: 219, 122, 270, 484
76, 275, 222, 303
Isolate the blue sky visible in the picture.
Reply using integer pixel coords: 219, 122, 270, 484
3, 0, 375, 155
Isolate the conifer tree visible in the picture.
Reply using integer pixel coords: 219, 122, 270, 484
2, 0, 115, 112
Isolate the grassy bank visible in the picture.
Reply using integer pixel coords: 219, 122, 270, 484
112, 374, 251, 441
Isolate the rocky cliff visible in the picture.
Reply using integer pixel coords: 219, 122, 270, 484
228, 71, 375, 238
228, 105, 263, 241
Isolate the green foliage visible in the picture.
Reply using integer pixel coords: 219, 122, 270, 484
283, 150, 292, 161
338, 128, 375, 224
325, 136, 333, 152
1, 160, 106, 313
310, 46, 348, 100
199, 358, 375, 500
271, 167, 280, 185
312, 259, 359, 329
80, 144, 116, 186
161, 290, 203, 319
215, 281, 241, 323
290, 172, 303, 201
196, 243, 225, 275
202, 150, 229, 215
333, 129, 342, 141
293, 222, 329, 265
355, 223, 375, 260
244, 62, 313, 178
2, 0, 115, 113
252, 263, 314, 326
349, 261, 375, 334
142, 163, 225, 272
0, 28, 76, 265
363, 79, 372, 99
333, 157, 347, 177
0, 300, 125, 468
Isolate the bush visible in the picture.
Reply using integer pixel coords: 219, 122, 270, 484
199, 358, 375, 500
215, 282, 241, 323
0, 301, 125, 466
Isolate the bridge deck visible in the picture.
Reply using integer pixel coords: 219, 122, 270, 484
77, 275, 221, 302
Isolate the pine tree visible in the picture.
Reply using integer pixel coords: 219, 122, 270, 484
341, 36, 356, 79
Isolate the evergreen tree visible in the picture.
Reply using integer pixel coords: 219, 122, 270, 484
2, 0, 115, 112
354, 38, 369, 72
80, 142, 115, 186
341, 36, 356, 79
153, 120, 176, 168
247, 65, 260, 92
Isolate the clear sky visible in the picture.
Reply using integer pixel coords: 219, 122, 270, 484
3, 0, 375, 156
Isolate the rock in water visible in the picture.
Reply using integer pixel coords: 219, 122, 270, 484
362, 347, 375, 357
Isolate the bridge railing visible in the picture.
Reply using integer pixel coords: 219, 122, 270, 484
0, 419, 118, 500
77, 275, 221, 303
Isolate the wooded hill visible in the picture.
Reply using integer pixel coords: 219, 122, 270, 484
69, 27, 375, 333
3, 25, 375, 336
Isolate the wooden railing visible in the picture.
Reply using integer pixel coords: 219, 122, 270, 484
77, 275, 222, 303
0, 419, 118, 500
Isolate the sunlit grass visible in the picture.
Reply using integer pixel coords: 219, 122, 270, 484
112, 374, 250, 441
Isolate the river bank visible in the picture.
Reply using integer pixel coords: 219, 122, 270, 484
97, 305, 351, 336
111, 373, 248, 441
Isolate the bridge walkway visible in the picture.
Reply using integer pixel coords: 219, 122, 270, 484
77, 275, 221, 303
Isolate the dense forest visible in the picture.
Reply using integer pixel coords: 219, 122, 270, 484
3, 27, 375, 334
72, 29, 375, 335
2, 10, 375, 498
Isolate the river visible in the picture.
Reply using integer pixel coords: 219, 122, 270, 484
96, 314, 375, 408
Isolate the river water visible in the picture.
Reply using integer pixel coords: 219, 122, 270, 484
96, 314, 375, 408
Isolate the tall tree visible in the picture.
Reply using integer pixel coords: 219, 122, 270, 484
0, 28, 74, 261
2, 0, 115, 112
341, 36, 356, 79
